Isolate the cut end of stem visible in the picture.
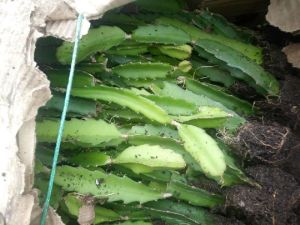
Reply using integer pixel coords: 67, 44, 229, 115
171, 120, 181, 127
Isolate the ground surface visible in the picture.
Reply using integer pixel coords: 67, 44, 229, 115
222, 27, 300, 224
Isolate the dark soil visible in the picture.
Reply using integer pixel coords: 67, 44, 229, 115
253, 73, 300, 133
234, 122, 299, 166
231, 54, 300, 182
259, 26, 300, 131
280, 74, 300, 130
222, 25, 300, 224
214, 216, 246, 225
225, 166, 300, 225
232, 121, 300, 184
153, 217, 247, 225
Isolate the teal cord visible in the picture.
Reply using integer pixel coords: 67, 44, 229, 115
40, 14, 84, 225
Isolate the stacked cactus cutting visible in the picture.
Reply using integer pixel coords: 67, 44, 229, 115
34, 0, 279, 224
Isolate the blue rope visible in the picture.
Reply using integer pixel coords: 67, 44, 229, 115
40, 14, 84, 225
